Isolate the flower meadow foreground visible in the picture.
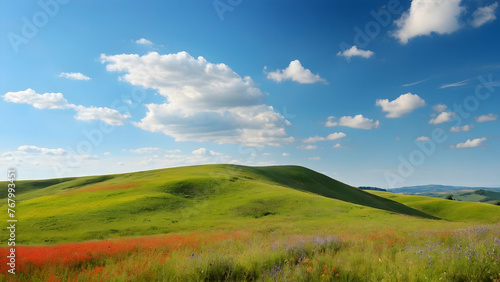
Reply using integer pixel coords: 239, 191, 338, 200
2, 225, 500, 281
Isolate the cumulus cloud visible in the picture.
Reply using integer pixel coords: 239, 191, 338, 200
475, 113, 498, 122
265, 60, 326, 84
451, 137, 487, 148
3, 88, 70, 109
3, 88, 130, 126
303, 132, 346, 143
192, 148, 207, 155
101, 51, 293, 146
72, 105, 130, 126
282, 153, 290, 157
376, 93, 426, 118
209, 150, 223, 156
18, 145, 67, 155
336, 45, 374, 59
416, 136, 430, 141
59, 72, 91, 81
0, 145, 93, 175
393, 0, 464, 44
439, 79, 469, 89
297, 145, 318, 150
331, 143, 347, 149
325, 114, 379, 129
308, 157, 321, 160
472, 2, 498, 27
450, 124, 472, 132
135, 38, 153, 45
433, 104, 448, 112
429, 111, 456, 125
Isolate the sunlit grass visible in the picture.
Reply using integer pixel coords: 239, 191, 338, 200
1, 164, 499, 280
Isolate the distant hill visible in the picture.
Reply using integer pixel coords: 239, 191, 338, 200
368, 191, 500, 223
389, 184, 500, 194
358, 186, 387, 192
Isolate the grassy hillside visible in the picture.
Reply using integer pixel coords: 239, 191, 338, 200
1, 164, 440, 245
369, 191, 500, 223
2, 165, 500, 281
428, 189, 500, 204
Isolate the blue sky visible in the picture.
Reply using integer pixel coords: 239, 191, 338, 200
1, 0, 499, 188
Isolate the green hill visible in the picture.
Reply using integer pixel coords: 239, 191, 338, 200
369, 190, 500, 223
1, 164, 439, 245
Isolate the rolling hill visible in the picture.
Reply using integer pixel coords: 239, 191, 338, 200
2, 164, 500, 281
389, 184, 500, 194
1, 164, 440, 245
369, 190, 500, 222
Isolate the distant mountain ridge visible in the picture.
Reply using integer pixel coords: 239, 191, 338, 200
389, 185, 500, 194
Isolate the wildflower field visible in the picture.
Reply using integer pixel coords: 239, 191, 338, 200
1, 165, 499, 281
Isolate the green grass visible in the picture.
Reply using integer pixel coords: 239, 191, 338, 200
369, 190, 500, 223
1, 164, 499, 281
1, 164, 444, 245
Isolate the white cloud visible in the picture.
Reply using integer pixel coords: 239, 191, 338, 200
416, 136, 430, 141
101, 51, 293, 146
192, 148, 207, 155
376, 93, 426, 118
336, 45, 374, 59
3, 88, 70, 109
210, 150, 223, 156
402, 78, 430, 87
18, 145, 67, 155
472, 2, 498, 27
129, 147, 163, 154
303, 132, 346, 143
104, 152, 112, 155
475, 113, 498, 122
59, 72, 91, 81
297, 145, 318, 150
326, 132, 347, 140
81, 154, 99, 160
135, 38, 153, 45
3, 88, 130, 126
433, 104, 448, 112
0, 145, 89, 175
429, 111, 455, 125
303, 136, 326, 143
450, 124, 472, 132
129, 147, 181, 154
308, 157, 321, 160
439, 79, 469, 89
266, 60, 326, 84
262, 153, 272, 156
282, 153, 290, 157
72, 105, 130, 126
451, 137, 487, 149
332, 143, 344, 149
393, 0, 464, 44
326, 114, 379, 129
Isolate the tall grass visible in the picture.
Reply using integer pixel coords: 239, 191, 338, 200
3, 225, 499, 281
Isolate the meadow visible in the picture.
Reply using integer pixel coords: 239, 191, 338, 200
1, 164, 499, 281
